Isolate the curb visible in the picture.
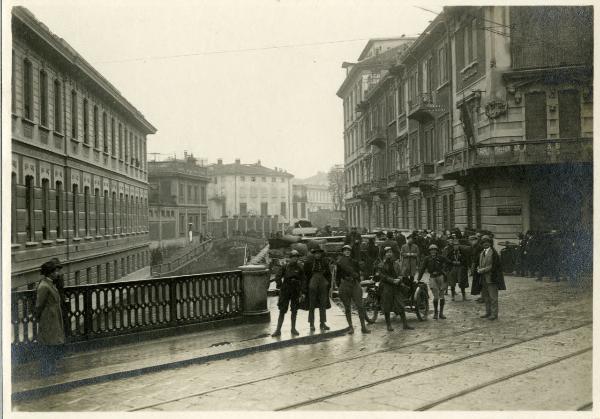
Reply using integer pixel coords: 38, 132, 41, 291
12, 325, 350, 402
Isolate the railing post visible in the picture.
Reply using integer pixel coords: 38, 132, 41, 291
238, 264, 270, 322
169, 280, 178, 326
84, 288, 93, 340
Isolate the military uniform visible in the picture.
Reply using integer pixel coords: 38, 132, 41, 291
272, 255, 305, 337
446, 246, 469, 300
417, 254, 451, 319
304, 254, 332, 329
336, 254, 369, 333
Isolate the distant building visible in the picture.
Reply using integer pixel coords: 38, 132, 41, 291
11, 7, 156, 289
206, 159, 294, 225
148, 153, 210, 243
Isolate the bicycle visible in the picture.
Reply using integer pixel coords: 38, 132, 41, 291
361, 275, 429, 323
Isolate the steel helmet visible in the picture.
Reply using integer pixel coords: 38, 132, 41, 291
428, 244, 439, 250
290, 249, 300, 257
342, 245, 352, 251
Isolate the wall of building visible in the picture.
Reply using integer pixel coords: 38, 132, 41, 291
11, 10, 153, 289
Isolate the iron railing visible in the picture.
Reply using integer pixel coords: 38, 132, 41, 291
12, 270, 243, 350
151, 239, 213, 277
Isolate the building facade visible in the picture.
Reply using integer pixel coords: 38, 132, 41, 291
11, 7, 156, 289
148, 154, 210, 242
206, 159, 294, 225
340, 6, 592, 243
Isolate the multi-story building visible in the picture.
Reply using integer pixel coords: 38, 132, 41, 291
148, 153, 210, 242
340, 6, 592, 242
206, 159, 294, 224
11, 7, 157, 289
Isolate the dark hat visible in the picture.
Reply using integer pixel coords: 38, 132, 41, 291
468, 235, 478, 241
311, 247, 324, 253
40, 259, 61, 276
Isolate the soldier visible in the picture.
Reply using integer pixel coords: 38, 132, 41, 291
271, 250, 305, 337
377, 247, 414, 332
477, 236, 506, 320
417, 244, 452, 320
446, 239, 469, 301
303, 247, 332, 331
336, 245, 370, 334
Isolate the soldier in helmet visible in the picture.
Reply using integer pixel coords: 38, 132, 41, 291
271, 249, 305, 337
303, 246, 332, 331
336, 245, 370, 334
417, 244, 452, 320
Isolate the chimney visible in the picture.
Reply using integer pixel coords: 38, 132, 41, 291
217, 158, 223, 165
235, 158, 241, 165
257, 159, 261, 166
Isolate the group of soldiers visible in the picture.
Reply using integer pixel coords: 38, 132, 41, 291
271, 228, 506, 337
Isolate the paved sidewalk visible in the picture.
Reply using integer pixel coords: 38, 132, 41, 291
12, 296, 349, 399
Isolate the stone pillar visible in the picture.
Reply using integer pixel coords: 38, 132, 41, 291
239, 264, 270, 322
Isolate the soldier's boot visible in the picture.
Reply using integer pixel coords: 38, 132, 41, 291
433, 299, 439, 320
399, 310, 414, 330
461, 289, 468, 301
291, 311, 300, 336
271, 312, 285, 337
345, 310, 354, 334
385, 313, 394, 331
451, 287, 456, 301
359, 310, 370, 334
439, 299, 447, 319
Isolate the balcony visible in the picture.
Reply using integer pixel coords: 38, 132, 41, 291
352, 183, 372, 199
369, 179, 387, 197
442, 138, 593, 177
366, 126, 386, 148
386, 170, 409, 194
407, 92, 446, 122
408, 162, 436, 185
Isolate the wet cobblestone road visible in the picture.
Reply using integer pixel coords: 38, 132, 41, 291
13, 277, 593, 412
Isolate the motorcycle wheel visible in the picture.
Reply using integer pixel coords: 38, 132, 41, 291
415, 287, 429, 321
363, 293, 379, 324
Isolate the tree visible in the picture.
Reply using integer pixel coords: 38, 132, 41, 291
327, 164, 345, 211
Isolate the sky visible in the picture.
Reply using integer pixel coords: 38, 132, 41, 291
10, 0, 436, 178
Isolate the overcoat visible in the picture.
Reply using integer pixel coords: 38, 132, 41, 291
300, 255, 332, 310
399, 243, 420, 277
36, 277, 66, 345
377, 259, 409, 313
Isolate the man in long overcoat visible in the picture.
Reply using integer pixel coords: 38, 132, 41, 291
377, 247, 414, 332
303, 247, 332, 331
477, 236, 506, 320
36, 259, 66, 376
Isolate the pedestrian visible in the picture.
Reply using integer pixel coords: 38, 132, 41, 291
272, 250, 305, 337
336, 245, 370, 334
399, 234, 420, 282
381, 231, 401, 261
303, 246, 332, 331
395, 231, 407, 249
417, 244, 452, 320
365, 237, 379, 276
377, 247, 414, 332
344, 226, 361, 246
477, 236, 506, 320
35, 259, 66, 376
446, 239, 469, 301
468, 234, 485, 303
